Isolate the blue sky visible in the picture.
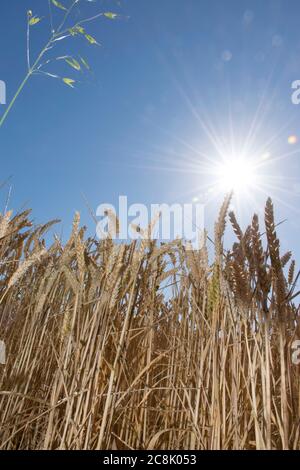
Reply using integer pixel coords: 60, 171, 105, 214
1, 0, 300, 257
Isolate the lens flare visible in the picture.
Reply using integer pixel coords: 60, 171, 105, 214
288, 135, 298, 145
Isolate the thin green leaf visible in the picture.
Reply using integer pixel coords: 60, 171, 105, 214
80, 56, 90, 70
65, 58, 81, 71
51, 0, 67, 11
29, 16, 42, 26
104, 12, 118, 20
85, 34, 99, 45
62, 78, 76, 88
69, 25, 85, 36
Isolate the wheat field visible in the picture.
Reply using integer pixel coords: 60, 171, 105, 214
0, 195, 299, 450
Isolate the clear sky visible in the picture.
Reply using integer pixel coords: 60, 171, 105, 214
1, 0, 300, 258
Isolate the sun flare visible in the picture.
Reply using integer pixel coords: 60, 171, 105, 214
215, 157, 257, 193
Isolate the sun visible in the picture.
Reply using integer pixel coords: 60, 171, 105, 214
213, 156, 258, 194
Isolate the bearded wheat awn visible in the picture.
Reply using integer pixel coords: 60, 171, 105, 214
0, 211, 13, 240
1, 247, 47, 299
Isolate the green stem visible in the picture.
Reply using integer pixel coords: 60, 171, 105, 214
0, 72, 32, 129
0, 41, 51, 130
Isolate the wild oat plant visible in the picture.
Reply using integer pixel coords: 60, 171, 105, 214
0, 196, 299, 449
0, 0, 121, 128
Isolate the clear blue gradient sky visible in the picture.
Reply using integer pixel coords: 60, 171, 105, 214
1, 0, 300, 257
